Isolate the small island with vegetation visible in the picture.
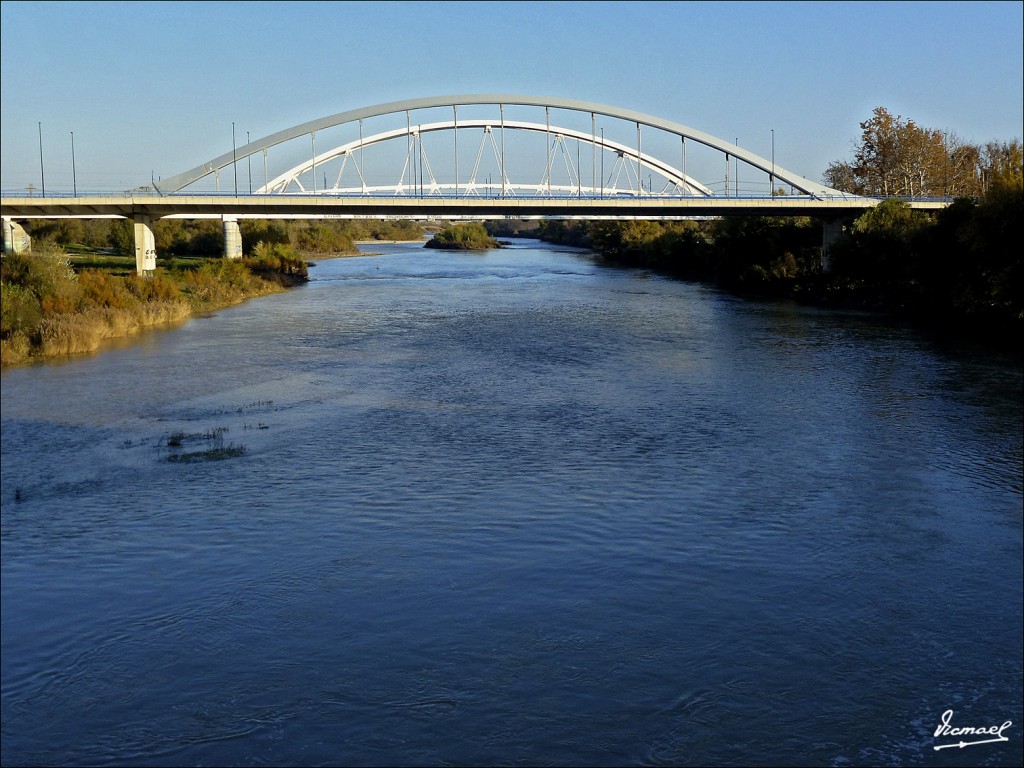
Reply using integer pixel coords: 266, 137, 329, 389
424, 222, 501, 250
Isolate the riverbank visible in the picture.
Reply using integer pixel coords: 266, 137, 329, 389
1, 248, 308, 369
529, 191, 1022, 353
598, 251, 1022, 354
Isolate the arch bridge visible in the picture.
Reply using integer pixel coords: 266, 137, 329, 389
3, 94, 948, 272
155, 93, 842, 199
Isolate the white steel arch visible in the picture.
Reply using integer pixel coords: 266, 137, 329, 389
153, 94, 848, 198
258, 119, 715, 197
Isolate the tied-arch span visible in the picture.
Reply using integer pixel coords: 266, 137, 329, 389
153, 93, 846, 199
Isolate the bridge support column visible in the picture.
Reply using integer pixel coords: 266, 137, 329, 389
3, 218, 31, 254
133, 216, 157, 274
821, 218, 846, 272
222, 216, 243, 260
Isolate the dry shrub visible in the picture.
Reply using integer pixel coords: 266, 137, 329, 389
97, 306, 144, 337
183, 259, 273, 308
182, 267, 220, 304
36, 309, 116, 356
127, 271, 183, 302
138, 300, 190, 325
0, 332, 33, 367
34, 301, 191, 358
41, 293, 78, 315
77, 269, 139, 310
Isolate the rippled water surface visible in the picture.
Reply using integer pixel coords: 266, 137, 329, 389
2, 241, 1021, 766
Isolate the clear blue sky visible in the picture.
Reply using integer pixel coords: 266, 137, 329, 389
1, 0, 1021, 193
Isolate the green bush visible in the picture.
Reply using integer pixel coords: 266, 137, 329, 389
426, 222, 499, 250
1, 247, 79, 300
241, 220, 290, 251
245, 242, 309, 280
126, 270, 183, 302
0, 281, 42, 338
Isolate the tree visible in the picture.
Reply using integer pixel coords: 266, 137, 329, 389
980, 139, 1024, 192
108, 219, 134, 255
828, 198, 931, 289
944, 135, 982, 197
826, 107, 986, 197
711, 216, 819, 287
855, 107, 903, 195
587, 220, 662, 258
824, 160, 857, 193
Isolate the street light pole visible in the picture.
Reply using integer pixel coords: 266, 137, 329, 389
71, 131, 77, 197
636, 122, 642, 198
38, 122, 46, 196
247, 131, 252, 194
232, 122, 238, 195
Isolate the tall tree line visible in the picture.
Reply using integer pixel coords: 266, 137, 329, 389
824, 107, 1022, 197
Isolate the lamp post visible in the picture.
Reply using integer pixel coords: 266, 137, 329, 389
38, 122, 46, 197
232, 122, 238, 195
247, 131, 252, 194
577, 140, 582, 198
735, 137, 739, 198
636, 122, 642, 198
590, 112, 595, 198
71, 131, 77, 197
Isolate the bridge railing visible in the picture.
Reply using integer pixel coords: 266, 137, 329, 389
0, 189, 958, 204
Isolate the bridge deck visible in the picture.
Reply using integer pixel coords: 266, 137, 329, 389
0, 195, 949, 220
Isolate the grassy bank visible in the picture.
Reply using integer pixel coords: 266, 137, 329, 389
1, 242, 308, 368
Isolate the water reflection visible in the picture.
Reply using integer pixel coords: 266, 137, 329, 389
2, 240, 1021, 767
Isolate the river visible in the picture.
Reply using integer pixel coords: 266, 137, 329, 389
1, 239, 1021, 767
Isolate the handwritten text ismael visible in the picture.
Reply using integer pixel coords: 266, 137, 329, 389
933, 709, 1013, 751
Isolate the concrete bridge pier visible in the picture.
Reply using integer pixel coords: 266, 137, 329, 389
821, 217, 847, 272
3, 218, 31, 254
223, 215, 243, 260
133, 216, 157, 274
